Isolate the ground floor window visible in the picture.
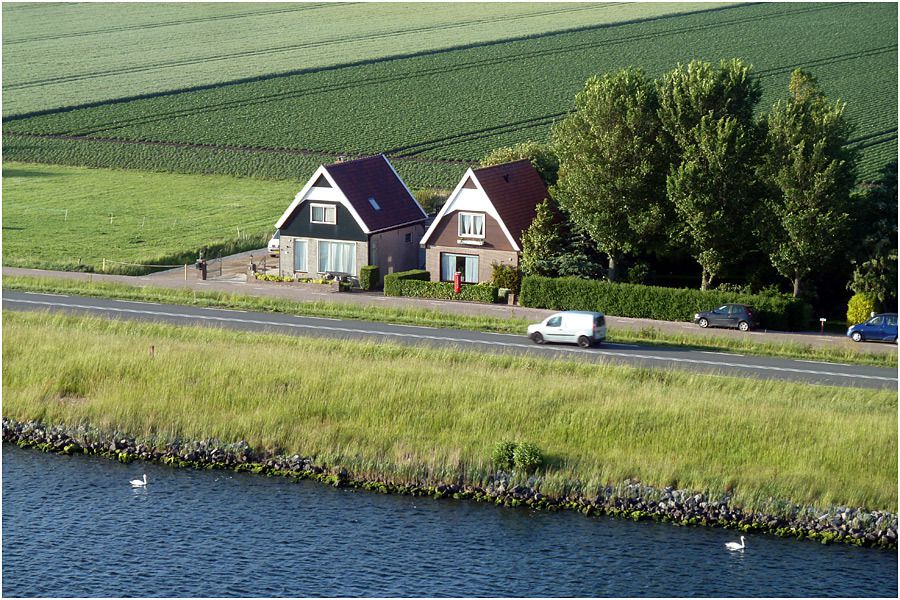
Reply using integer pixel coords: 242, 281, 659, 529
294, 239, 308, 272
318, 240, 356, 275
440, 253, 479, 283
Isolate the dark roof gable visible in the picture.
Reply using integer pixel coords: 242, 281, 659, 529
473, 160, 547, 246
324, 155, 426, 232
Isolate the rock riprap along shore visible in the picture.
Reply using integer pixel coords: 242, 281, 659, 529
4, 418, 896, 550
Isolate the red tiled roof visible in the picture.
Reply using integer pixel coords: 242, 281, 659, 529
324, 155, 426, 232
473, 160, 548, 246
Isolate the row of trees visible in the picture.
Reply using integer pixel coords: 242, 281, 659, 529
481, 59, 897, 310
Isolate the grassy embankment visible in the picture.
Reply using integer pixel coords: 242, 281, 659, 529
3, 310, 896, 514
4, 275, 897, 368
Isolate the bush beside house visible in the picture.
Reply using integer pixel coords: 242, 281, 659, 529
360, 265, 380, 291
384, 269, 499, 303
520, 275, 812, 330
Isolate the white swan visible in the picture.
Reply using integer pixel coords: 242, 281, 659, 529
725, 535, 745, 551
130, 474, 148, 487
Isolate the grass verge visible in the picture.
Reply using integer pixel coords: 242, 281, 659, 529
3, 310, 896, 513
4, 274, 897, 368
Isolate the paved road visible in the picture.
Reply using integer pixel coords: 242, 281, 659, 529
4, 291, 896, 390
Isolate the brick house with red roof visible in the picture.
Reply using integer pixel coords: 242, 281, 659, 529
274, 154, 427, 283
419, 160, 547, 284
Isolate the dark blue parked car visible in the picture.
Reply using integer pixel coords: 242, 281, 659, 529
847, 313, 898, 343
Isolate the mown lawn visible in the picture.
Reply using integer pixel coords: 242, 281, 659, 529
3, 310, 896, 513
1, 162, 298, 272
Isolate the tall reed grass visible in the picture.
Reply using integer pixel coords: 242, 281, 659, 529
3, 310, 896, 512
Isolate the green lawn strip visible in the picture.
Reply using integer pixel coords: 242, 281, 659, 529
4, 275, 896, 368
1, 163, 300, 273
4, 310, 896, 513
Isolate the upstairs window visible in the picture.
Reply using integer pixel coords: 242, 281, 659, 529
458, 212, 485, 238
310, 203, 336, 224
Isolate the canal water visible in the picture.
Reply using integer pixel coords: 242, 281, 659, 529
3, 444, 897, 597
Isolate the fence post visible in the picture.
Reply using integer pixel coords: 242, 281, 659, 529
184, 264, 187, 281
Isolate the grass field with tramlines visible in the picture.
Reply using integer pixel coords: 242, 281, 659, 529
3, 2, 896, 187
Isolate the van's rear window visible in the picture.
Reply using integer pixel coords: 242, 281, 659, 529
595, 316, 605, 327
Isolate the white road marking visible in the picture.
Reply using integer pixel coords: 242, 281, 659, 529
114, 299, 161, 305
797, 359, 852, 367
22, 292, 69, 297
6, 298, 896, 383
700, 351, 745, 357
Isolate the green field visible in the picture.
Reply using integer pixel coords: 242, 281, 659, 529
4, 310, 896, 512
2, 163, 297, 272
3, 2, 716, 116
3, 2, 896, 186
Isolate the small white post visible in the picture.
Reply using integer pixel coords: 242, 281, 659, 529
102, 258, 106, 271
184, 264, 187, 281
64, 209, 68, 221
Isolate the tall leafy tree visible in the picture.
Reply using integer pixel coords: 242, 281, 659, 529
519, 199, 563, 277
666, 115, 760, 289
657, 59, 763, 290
760, 69, 856, 297
480, 141, 559, 188
550, 67, 669, 281
848, 161, 897, 307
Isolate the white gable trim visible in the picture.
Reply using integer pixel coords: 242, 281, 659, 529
419, 168, 520, 251
274, 165, 370, 234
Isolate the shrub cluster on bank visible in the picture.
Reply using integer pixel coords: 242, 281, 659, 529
520, 275, 813, 330
385, 269, 499, 303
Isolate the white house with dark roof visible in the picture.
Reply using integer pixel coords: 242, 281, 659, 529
419, 159, 547, 284
274, 154, 427, 282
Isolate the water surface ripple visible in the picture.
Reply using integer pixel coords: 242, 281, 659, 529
3, 445, 897, 597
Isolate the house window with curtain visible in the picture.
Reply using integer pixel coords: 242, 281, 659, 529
440, 253, 479, 283
310, 203, 337, 224
318, 240, 356, 275
293, 239, 308, 272
458, 212, 485, 238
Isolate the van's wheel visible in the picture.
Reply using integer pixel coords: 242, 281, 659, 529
698, 318, 709, 328
851, 331, 863, 342
531, 332, 544, 345
578, 336, 591, 348
738, 321, 750, 332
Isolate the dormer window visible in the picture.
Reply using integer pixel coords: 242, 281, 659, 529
458, 212, 485, 238
310, 203, 336, 224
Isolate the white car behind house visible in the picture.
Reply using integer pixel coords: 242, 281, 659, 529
268, 230, 280, 257
527, 310, 606, 347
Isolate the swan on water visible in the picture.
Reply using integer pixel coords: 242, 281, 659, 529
725, 535, 745, 551
130, 474, 148, 487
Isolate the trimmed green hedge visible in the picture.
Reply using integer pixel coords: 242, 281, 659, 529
520, 275, 813, 331
384, 270, 499, 303
360, 265, 380, 291
384, 269, 431, 296
399, 280, 499, 303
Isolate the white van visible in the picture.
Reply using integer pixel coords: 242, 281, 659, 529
527, 311, 606, 347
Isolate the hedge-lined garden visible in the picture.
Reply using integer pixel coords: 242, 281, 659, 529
385, 269, 499, 303
520, 275, 813, 331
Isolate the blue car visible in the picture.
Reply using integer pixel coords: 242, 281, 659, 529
847, 313, 898, 343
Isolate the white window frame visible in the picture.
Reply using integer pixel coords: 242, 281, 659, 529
310, 203, 337, 225
317, 239, 356, 275
293, 239, 308, 273
458, 212, 485, 238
